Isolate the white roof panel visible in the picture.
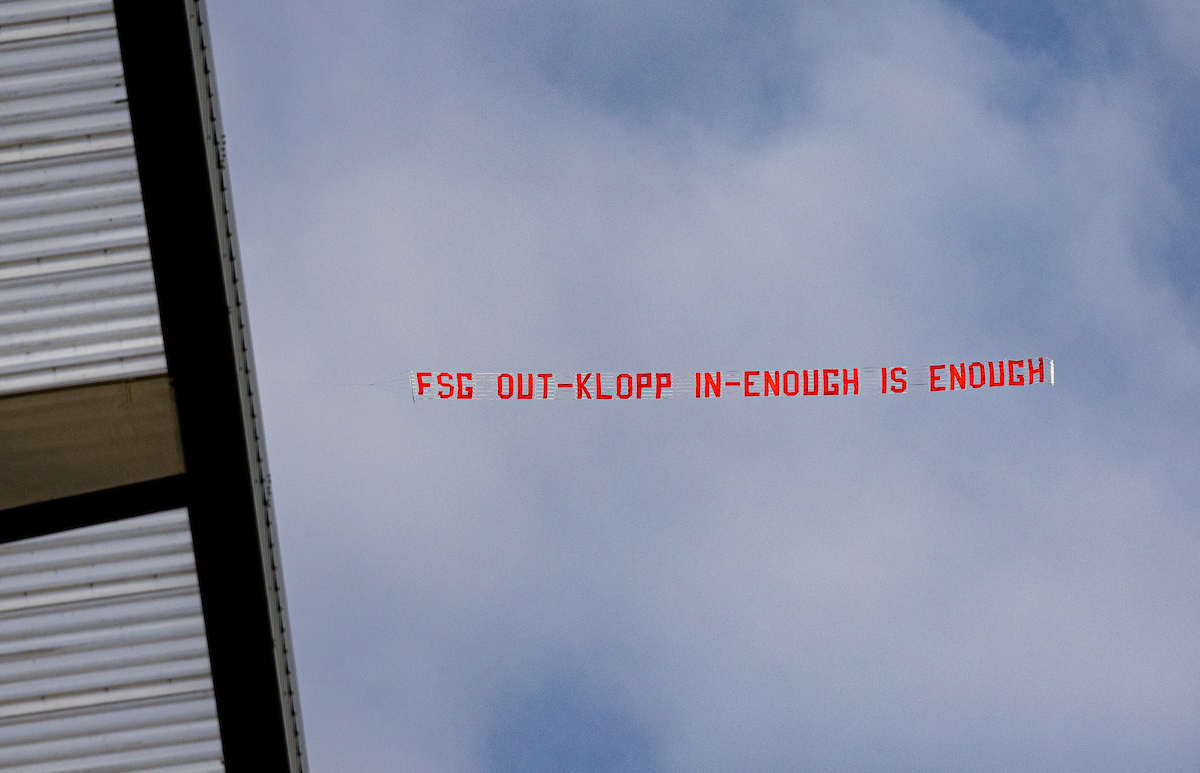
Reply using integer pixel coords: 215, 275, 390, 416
0, 509, 225, 772
0, 0, 165, 397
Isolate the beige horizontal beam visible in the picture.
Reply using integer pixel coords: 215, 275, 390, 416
0, 376, 185, 512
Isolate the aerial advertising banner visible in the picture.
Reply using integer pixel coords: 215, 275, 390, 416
408, 358, 1053, 401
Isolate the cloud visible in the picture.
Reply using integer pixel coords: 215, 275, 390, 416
486, 665, 662, 773
204, 0, 1200, 770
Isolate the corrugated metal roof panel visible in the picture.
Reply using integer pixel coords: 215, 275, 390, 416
0, 509, 226, 772
0, 0, 165, 397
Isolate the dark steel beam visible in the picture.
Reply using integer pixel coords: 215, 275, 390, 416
0, 474, 188, 546
113, 2, 304, 770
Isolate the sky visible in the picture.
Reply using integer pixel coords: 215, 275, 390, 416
202, 1, 1200, 770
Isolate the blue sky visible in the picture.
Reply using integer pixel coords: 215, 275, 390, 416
204, 1, 1200, 770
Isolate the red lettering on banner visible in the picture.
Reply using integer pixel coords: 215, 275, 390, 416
968, 362, 984, 388
822, 369, 839, 396
929, 365, 945, 392
457, 373, 474, 399
497, 373, 514, 399
744, 371, 760, 396
656, 373, 671, 399
638, 373, 653, 399
842, 368, 858, 395
1028, 358, 1044, 383
704, 372, 721, 398
1008, 359, 1025, 386
575, 373, 592, 399
783, 370, 800, 396
415, 362, 1051, 402
764, 371, 780, 396
617, 374, 633, 399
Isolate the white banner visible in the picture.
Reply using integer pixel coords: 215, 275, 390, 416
407, 358, 1053, 401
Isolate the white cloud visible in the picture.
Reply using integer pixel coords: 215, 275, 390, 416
207, 0, 1200, 770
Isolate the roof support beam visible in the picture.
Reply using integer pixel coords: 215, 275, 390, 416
113, 2, 303, 770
